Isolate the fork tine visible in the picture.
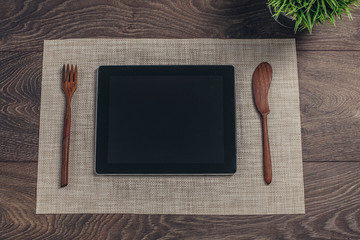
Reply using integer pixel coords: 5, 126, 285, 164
74, 65, 78, 83
69, 64, 74, 82
66, 64, 70, 82
63, 64, 66, 82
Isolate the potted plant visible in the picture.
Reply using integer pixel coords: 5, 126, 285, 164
268, 0, 359, 33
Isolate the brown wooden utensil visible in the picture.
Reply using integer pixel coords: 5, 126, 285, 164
61, 64, 78, 187
252, 62, 272, 184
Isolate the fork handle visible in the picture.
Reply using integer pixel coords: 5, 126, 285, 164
262, 114, 272, 184
61, 100, 71, 187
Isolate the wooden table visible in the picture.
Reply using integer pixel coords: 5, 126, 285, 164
1, 1, 359, 239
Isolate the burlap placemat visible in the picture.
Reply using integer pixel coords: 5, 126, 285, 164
37, 39, 304, 214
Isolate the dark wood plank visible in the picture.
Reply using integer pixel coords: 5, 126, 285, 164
0, 0, 291, 51
0, 161, 359, 239
0, 51, 42, 162
296, 12, 360, 51
298, 51, 360, 162
1, 0, 359, 52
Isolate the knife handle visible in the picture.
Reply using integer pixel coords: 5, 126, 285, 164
262, 114, 272, 184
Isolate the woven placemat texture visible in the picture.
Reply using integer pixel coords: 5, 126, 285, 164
37, 39, 304, 214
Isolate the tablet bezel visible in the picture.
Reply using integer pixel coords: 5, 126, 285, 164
95, 65, 236, 174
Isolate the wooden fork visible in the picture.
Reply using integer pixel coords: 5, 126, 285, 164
61, 64, 78, 187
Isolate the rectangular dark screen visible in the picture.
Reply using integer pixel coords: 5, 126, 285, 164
107, 75, 224, 164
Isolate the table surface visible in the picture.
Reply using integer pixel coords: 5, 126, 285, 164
0, 1, 359, 239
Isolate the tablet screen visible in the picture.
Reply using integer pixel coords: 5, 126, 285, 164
107, 75, 224, 164
95, 65, 236, 174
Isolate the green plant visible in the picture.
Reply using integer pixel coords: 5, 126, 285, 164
268, 0, 359, 33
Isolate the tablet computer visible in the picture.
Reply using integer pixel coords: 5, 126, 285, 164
95, 65, 236, 174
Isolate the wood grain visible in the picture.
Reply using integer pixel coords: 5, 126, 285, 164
0, 0, 359, 52
0, 161, 359, 240
295, 12, 360, 51
0, 0, 287, 51
0, 51, 42, 162
298, 51, 360, 162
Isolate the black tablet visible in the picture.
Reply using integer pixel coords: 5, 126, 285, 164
95, 65, 236, 174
